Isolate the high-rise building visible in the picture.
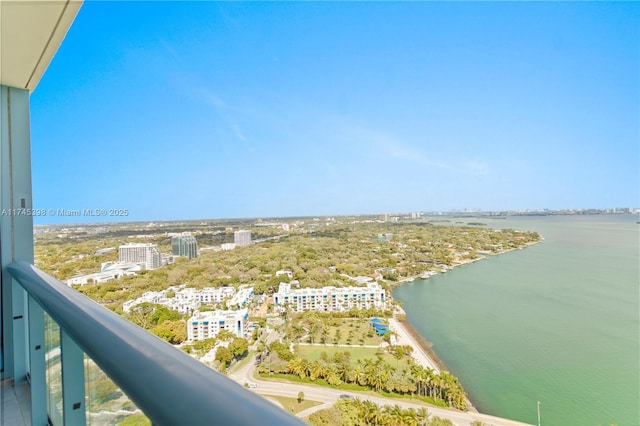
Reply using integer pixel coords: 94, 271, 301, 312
172, 235, 198, 258
118, 243, 163, 270
234, 230, 251, 246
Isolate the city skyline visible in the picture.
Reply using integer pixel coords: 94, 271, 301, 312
31, 2, 639, 224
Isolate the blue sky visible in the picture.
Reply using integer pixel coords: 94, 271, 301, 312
31, 1, 639, 223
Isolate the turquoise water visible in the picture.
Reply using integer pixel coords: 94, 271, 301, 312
393, 215, 639, 426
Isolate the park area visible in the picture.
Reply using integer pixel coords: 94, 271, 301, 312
285, 314, 390, 347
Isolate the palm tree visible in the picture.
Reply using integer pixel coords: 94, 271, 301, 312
320, 328, 329, 345
369, 402, 385, 426
337, 360, 351, 383
300, 358, 312, 379
309, 323, 317, 344
256, 339, 266, 357
383, 405, 404, 426
326, 367, 342, 386
353, 362, 367, 386
287, 357, 304, 378
424, 368, 435, 399
416, 407, 430, 426
292, 324, 304, 342
365, 359, 387, 392
400, 407, 419, 426
380, 363, 394, 390
385, 373, 401, 393
360, 400, 379, 425
310, 360, 325, 381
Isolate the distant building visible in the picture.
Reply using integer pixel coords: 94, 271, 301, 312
172, 235, 198, 259
187, 309, 248, 341
66, 270, 129, 286
234, 230, 251, 246
66, 262, 141, 286
228, 286, 254, 308
118, 243, 162, 270
377, 233, 393, 242
275, 270, 293, 279
95, 247, 116, 255
273, 282, 386, 313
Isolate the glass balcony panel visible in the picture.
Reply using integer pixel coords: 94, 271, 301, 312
84, 355, 150, 426
44, 312, 64, 425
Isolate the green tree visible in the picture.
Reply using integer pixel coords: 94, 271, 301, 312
287, 357, 305, 378
92, 379, 121, 405
228, 337, 249, 358
151, 320, 186, 344
216, 346, 233, 368
118, 414, 151, 426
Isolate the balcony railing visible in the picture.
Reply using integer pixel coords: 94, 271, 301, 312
8, 260, 304, 425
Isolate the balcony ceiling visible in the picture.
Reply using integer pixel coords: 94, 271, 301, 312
0, 0, 82, 92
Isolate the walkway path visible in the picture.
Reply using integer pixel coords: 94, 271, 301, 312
296, 342, 380, 349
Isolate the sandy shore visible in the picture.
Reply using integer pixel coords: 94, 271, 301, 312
388, 316, 479, 413
387, 317, 441, 373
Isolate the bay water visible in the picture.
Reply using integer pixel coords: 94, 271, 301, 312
393, 214, 639, 426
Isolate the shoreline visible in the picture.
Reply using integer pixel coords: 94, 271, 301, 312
387, 240, 542, 414
390, 315, 479, 413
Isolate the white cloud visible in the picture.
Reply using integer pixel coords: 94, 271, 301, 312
338, 122, 490, 176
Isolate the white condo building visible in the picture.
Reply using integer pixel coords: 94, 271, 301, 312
123, 285, 252, 314
118, 243, 163, 270
228, 286, 254, 308
66, 262, 141, 286
187, 309, 248, 341
273, 282, 386, 313
233, 230, 251, 246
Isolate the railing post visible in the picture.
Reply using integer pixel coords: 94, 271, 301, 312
61, 330, 86, 426
28, 295, 47, 425
9, 262, 306, 426
9, 283, 27, 382
0, 85, 35, 381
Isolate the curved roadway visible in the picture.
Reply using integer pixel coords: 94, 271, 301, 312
228, 353, 532, 426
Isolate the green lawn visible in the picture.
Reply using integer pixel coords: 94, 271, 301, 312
296, 345, 383, 362
261, 394, 323, 414
305, 318, 385, 346
296, 345, 415, 373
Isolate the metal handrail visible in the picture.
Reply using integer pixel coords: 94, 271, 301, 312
8, 261, 305, 426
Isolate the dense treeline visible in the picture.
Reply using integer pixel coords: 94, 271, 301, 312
35, 221, 539, 312
307, 398, 461, 426
258, 345, 466, 410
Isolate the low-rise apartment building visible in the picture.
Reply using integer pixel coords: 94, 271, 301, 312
228, 286, 254, 308
273, 282, 386, 313
123, 285, 253, 314
187, 309, 248, 341
66, 262, 142, 286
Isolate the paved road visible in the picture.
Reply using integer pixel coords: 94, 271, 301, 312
228, 354, 532, 426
